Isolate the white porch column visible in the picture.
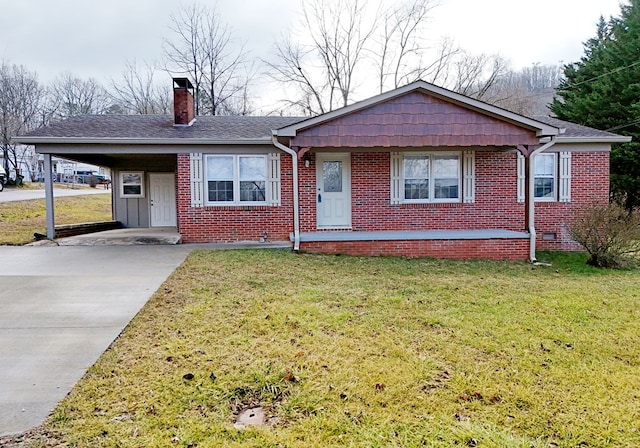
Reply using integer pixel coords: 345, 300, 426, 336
43, 154, 55, 239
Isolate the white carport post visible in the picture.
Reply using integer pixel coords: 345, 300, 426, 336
43, 153, 55, 239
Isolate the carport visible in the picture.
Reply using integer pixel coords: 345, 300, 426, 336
12, 143, 179, 240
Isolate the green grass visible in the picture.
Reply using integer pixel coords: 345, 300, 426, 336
45, 251, 640, 447
0, 194, 112, 245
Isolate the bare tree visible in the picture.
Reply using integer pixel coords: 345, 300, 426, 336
267, 37, 331, 115
447, 51, 510, 100
49, 73, 111, 118
109, 60, 172, 114
374, 0, 453, 92
266, 0, 380, 114
0, 62, 45, 179
466, 62, 563, 115
163, 3, 250, 115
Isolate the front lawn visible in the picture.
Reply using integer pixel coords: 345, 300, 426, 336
46, 251, 639, 447
0, 194, 112, 245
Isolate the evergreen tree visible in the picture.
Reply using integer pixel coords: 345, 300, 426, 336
551, 1, 640, 209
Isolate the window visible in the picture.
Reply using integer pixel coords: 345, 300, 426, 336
517, 152, 571, 203
534, 153, 556, 200
402, 153, 461, 203
120, 171, 144, 198
205, 155, 266, 205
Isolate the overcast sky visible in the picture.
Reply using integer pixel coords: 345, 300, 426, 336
0, 0, 624, 108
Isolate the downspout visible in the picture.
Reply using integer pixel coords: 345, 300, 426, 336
271, 134, 301, 251
527, 136, 556, 262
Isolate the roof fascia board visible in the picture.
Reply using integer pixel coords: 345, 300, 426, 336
14, 137, 274, 146
275, 80, 560, 138
33, 144, 280, 155
555, 136, 632, 144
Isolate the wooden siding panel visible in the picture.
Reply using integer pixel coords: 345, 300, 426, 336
290, 91, 539, 148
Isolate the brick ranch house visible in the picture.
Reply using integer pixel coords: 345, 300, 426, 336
16, 78, 630, 261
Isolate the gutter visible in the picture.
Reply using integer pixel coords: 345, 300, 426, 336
554, 136, 632, 144
527, 136, 557, 262
13, 137, 275, 146
271, 134, 301, 252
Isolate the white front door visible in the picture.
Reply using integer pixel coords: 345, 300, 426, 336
316, 153, 351, 228
149, 173, 177, 227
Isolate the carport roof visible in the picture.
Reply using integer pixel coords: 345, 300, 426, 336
15, 115, 305, 145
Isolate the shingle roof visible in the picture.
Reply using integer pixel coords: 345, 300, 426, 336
19, 115, 304, 142
532, 116, 629, 141
16, 112, 628, 145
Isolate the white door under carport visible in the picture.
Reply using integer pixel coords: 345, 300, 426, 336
149, 173, 177, 227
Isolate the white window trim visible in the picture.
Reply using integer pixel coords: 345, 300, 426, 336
534, 153, 557, 202
119, 171, 145, 198
401, 151, 462, 204
517, 152, 571, 203
205, 154, 268, 206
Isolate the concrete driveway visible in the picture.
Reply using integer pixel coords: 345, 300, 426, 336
0, 245, 192, 436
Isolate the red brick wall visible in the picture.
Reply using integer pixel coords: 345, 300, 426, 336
300, 150, 526, 233
535, 152, 609, 251
299, 239, 528, 260
176, 153, 295, 243
176, 150, 609, 256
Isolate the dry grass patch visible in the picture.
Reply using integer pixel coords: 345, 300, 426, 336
47, 251, 640, 447
0, 194, 112, 245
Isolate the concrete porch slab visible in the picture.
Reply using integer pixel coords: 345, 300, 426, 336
55, 227, 182, 246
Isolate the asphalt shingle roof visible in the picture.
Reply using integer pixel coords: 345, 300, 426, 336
532, 116, 625, 140
21, 115, 304, 141
18, 113, 625, 143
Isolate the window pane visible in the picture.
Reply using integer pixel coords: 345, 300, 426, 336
240, 180, 266, 202
323, 161, 342, 192
433, 155, 458, 178
404, 157, 429, 179
239, 157, 265, 181
434, 178, 459, 199
534, 154, 555, 198
207, 156, 234, 180
433, 155, 459, 199
122, 173, 142, 185
535, 154, 555, 176
405, 179, 429, 199
208, 180, 233, 202
535, 178, 554, 198
123, 185, 141, 195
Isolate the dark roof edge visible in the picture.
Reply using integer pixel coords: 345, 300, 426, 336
12, 137, 275, 146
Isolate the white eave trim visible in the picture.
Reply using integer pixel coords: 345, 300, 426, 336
274, 80, 561, 138
555, 136, 632, 144
13, 137, 275, 146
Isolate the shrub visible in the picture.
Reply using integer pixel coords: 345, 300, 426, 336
87, 175, 99, 188
569, 202, 640, 268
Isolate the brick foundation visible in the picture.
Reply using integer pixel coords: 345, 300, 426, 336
300, 238, 529, 260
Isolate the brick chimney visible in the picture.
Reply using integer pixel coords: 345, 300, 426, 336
173, 78, 195, 126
